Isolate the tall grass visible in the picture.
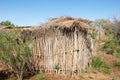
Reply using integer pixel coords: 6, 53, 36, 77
91, 57, 103, 68
91, 57, 111, 74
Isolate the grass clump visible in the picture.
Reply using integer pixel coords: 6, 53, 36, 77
115, 61, 120, 67
91, 57, 111, 74
115, 53, 120, 58
91, 57, 103, 68
36, 72, 44, 80
100, 62, 111, 74
114, 48, 120, 58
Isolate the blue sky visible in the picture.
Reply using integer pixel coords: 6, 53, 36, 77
0, 0, 120, 26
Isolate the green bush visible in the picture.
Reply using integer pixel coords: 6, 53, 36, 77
0, 29, 33, 80
91, 57, 111, 74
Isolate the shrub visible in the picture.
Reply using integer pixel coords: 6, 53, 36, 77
97, 18, 120, 58
0, 29, 33, 80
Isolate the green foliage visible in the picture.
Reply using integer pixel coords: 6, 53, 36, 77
0, 20, 15, 28
94, 19, 114, 35
102, 39, 117, 52
91, 57, 111, 74
55, 63, 60, 71
115, 61, 120, 67
95, 19, 120, 57
100, 62, 111, 74
116, 48, 120, 53
0, 29, 33, 80
92, 57, 103, 68
36, 72, 44, 80
115, 53, 120, 58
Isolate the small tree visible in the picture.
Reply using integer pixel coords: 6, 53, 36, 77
0, 29, 33, 80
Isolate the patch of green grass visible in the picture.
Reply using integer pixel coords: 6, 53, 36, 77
115, 61, 120, 67
91, 57, 111, 74
115, 53, 120, 58
55, 63, 60, 71
36, 72, 44, 80
101, 62, 111, 74
91, 57, 103, 69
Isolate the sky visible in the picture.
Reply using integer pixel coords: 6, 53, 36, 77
0, 0, 120, 26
